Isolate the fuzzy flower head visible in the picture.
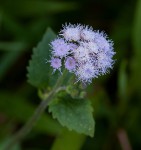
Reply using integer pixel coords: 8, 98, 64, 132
80, 26, 95, 41
50, 57, 61, 72
49, 23, 115, 84
51, 38, 70, 58
74, 45, 89, 62
65, 57, 76, 71
76, 63, 98, 84
60, 24, 82, 41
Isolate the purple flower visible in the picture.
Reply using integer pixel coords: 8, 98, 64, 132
51, 38, 70, 58
60, 24, 82, 41
94, 32, 113, 52
80, 26, 95, 41
65, 57, 76, 71
50, 57, 61, 70
68, 43, 78, 51
49, 23, 115, 84
76, 63, 98, 84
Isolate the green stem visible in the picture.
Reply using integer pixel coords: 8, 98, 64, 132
4, 71, 67, 150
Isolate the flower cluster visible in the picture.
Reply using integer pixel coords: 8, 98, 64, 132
49, 23, 115, 84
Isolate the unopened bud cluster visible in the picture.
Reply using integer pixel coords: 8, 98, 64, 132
49, 24, 115, 84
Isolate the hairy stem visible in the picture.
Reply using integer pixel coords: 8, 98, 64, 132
4, 72, 67, 150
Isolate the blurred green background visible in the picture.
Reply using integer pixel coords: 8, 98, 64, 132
0, 0, 141, 149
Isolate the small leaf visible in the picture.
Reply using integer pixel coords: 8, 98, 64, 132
27, 28, 59, 89
49, 92, 95, 137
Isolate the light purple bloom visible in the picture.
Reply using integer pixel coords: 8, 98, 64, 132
68, 43, 78, 51
76, 63, 98, 84
74, 45, 89, 62
94, 32, 113, 52
50, 57, 61, 70
49, 23, 115, 84
65, 57, 76, 71
60, 24, 82, 41
51, 38, 70, 58
80, 26, 95, 41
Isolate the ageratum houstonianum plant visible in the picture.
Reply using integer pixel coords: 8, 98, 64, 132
4, 23, 115, 150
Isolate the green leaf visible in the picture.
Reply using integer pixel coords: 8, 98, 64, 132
27, 28, 58, 89
49, 92, 95, 137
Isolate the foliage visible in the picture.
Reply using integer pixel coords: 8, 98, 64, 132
27, 28, 57, 89
49, 92, 94, 137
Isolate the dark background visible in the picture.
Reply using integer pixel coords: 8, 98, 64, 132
0, 0, 141, 150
